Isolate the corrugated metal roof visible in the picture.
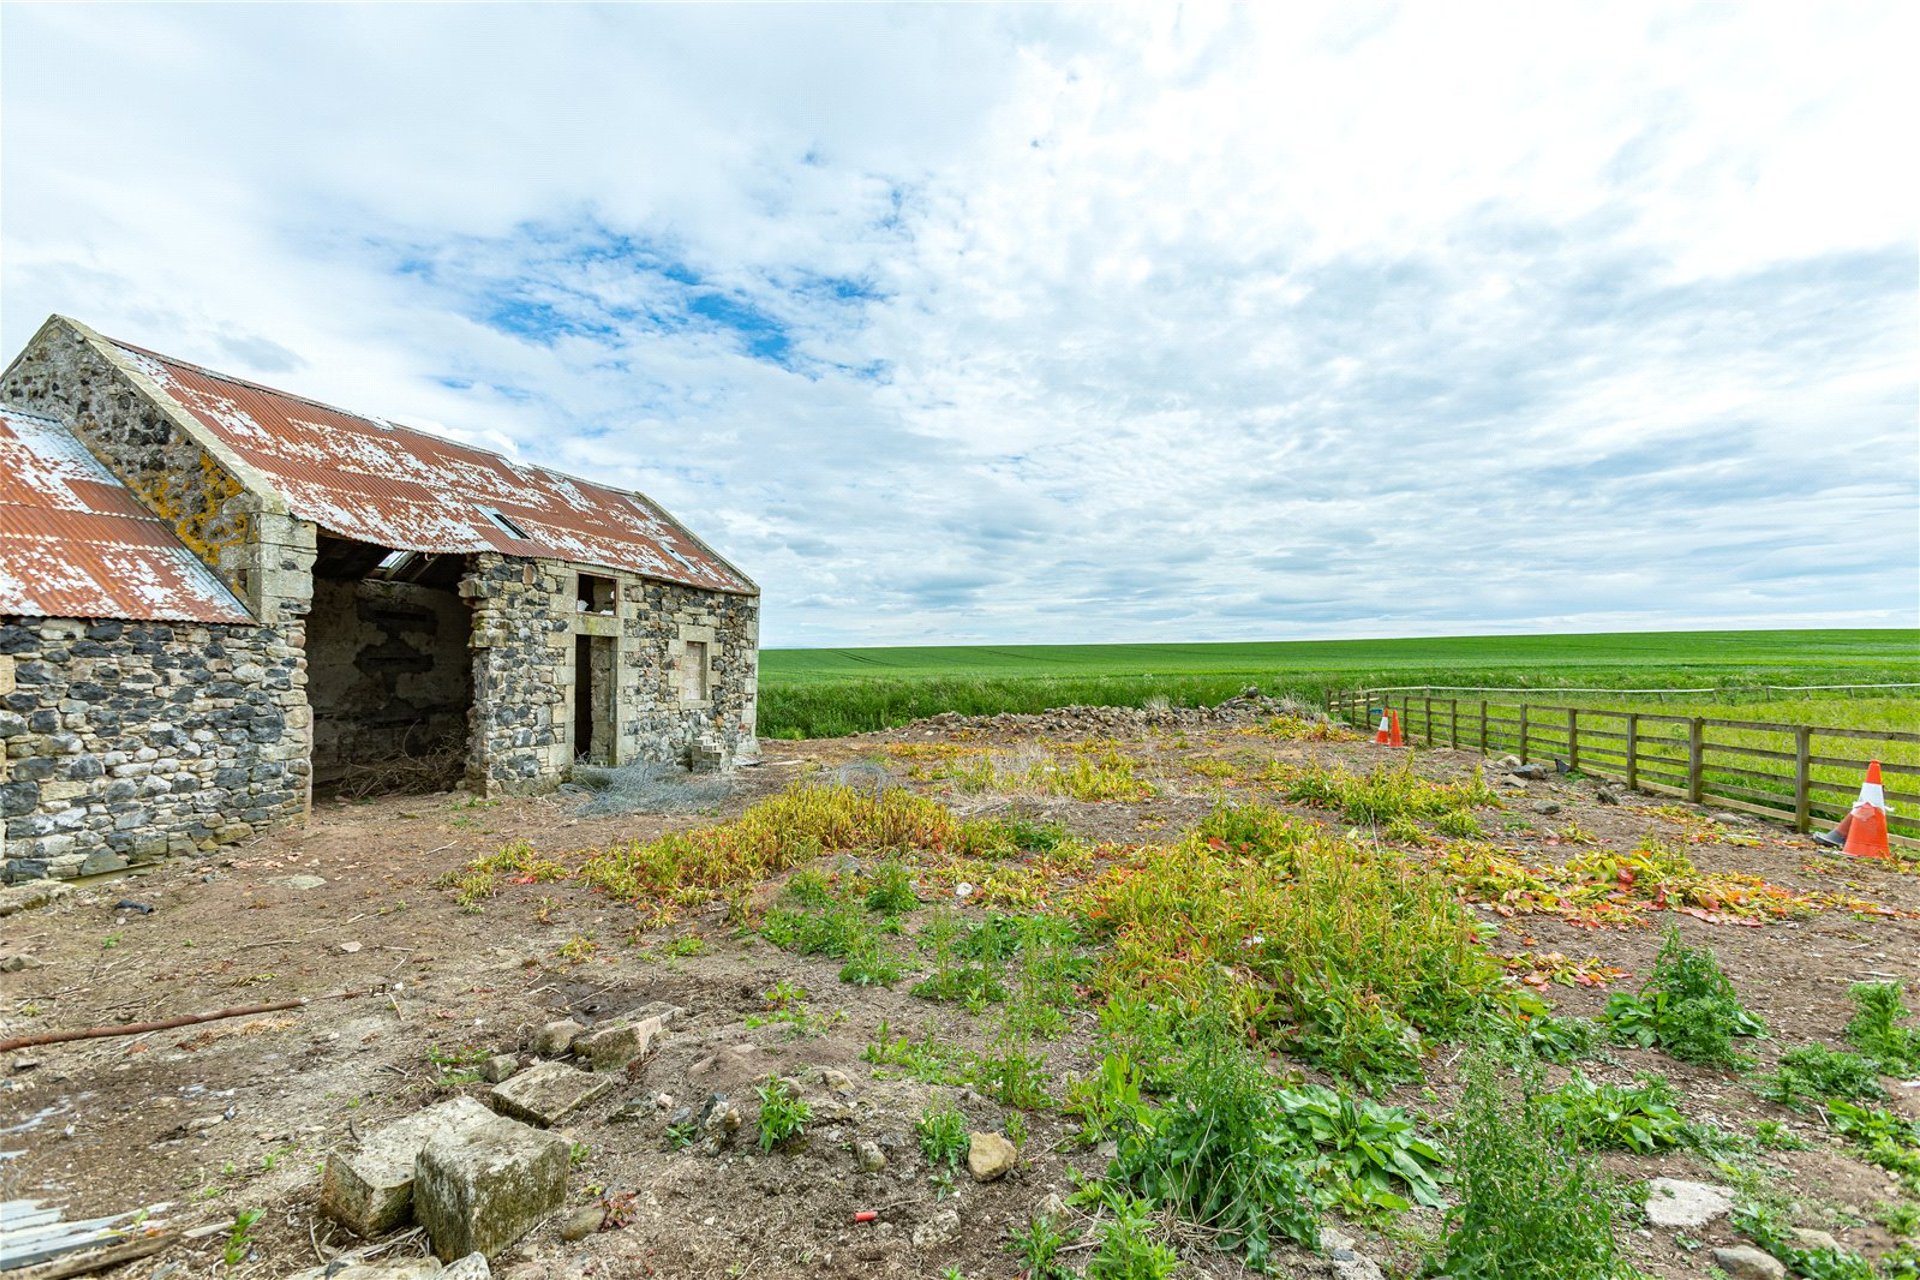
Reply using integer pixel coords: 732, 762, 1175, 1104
0, 405, 254, 624
112, 341, 755, 595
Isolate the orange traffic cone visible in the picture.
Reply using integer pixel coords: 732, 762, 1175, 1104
1374, 710, 1392, 745
1813, 761, 1892, 859
1388, 711, 1405, 748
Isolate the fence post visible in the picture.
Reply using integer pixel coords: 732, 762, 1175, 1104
1567, 707, 1578, 771
1518, 703, 1529, 763
1479, 700, 1488, 754
1626, 713, 1639, 791
1687, 718, 1705, 803
1423, 696, 1433, 745
1450, 699, 1459, 749
1794, 725, 1812, 832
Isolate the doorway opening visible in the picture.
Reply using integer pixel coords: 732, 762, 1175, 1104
574, 634, 617, 765
306, 533, 473, 797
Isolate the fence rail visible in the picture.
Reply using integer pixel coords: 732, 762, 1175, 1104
1326, 689, 1919, 851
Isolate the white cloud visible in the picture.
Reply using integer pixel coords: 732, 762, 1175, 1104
2, 1, 1914, 646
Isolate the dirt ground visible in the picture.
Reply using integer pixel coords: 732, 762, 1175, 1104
4, 705, 1917, 1279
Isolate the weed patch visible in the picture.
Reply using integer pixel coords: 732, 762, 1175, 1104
1848, 981, 1920, 1075
1604, 928, 1765, 1068
1430, 1055, 1630, 1280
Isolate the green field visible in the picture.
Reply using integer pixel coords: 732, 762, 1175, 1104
759, 629, 1919, 739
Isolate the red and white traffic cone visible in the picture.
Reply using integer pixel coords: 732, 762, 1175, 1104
1813, 760, 1892, 859
1388, 711, 1405, 748
1374, 710, 1393, 745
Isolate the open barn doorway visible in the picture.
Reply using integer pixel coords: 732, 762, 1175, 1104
306, 533, 474, 797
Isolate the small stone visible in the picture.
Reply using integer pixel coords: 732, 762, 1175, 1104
1510, 763, 1550, 781
413, 1112, 570, 1261
1596, 787, 1621, 805
320, 1097, 494, 1237
856, 1141, 887, 1172
966, 1131, 1016, 1182
695, 1092, 741, 1155
1645, 1178, 1735, 1229
911, 1208, 961, 1248
280, 875, 327, 891
1711, 1246, 1787, 1280
1320, 1227, 1386, 1280
1533, 800, 1562, 816
654, 1092, 673, 1110
558, 1204, 604, 1242
488, 1061, 613, 1128
442, 1257, 490, 1280
624, 1001, 684, 1030
532, 1020, 585, 1057
338, 941, 363, 954
608, 1098, 652, 1123
1791, 1228, 1841, 1252
818, 1068, 855, 1094
1499, 755, 1522, 768
480, 1055, 518, 1084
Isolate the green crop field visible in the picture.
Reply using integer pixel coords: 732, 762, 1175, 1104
758, 629, 1919, 739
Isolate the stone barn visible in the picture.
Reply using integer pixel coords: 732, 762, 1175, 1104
0, 315, 758, 881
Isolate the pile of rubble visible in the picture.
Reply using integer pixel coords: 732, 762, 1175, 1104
307, 1003, 680, 1277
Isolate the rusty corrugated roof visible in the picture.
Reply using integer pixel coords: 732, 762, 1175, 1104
0, 405, 254, 624
112, 341, 755, 595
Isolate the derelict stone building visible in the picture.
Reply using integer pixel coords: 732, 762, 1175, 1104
0, 316, 758, 881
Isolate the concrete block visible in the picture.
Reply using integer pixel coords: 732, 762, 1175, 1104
414, 1113, 568, 1260
574, 1015, 664, 1072
319, 1097, 492, 1237
487, 1060, 612, 1127
531, 1019, 584, 1057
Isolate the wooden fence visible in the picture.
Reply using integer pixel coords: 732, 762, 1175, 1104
1326, 689, 1920, 850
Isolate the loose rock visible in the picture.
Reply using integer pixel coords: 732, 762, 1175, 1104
480, 1055, 518, 1084
856, 1141, 887, 1172
488, 1061, 613, 1128
320, 1097, 494, 1238
1321, 1227, 1387, 1280
558, 1204, 605, 1242
574, 1015, 664, 1072
1645, 1178, 1735, 1229
1533, 800, 1562, 816
1510, 763, 1550, 780
1711, 1246, 1787, 1280
532, 1020, 585, 1057
967, 1131, 1016, 1182
413, 1112, 569, 1261
1791, 1228, 1841, 1252
1596, 787, 1621, 805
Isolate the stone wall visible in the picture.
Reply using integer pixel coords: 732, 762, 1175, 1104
307, 578, 472, 785
463, 556, 572, 794
461, 554, 758, 795
0, 615, 309, 881
620, 579, 759, 770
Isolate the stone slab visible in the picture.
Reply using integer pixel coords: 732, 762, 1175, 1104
575, 1015, 664, 1072
487, 1060, 612, 1127
319, 1097, 493, 1237
414, 1113, 568, 1260
1645, 1177, 1735, 1229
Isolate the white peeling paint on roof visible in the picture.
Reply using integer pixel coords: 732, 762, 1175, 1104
0, 404, 254, 623
109, 340, 755, 594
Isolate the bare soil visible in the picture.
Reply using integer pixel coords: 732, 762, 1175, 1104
4, 710, 1917, 1278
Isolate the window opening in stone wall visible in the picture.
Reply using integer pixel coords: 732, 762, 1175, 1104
576, 572, 617, 615
574, 634, 617, 765
683, 640, 709, 702
307, 533, 473, 798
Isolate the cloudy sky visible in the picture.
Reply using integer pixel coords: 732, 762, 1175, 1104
3, 3, 1914, 647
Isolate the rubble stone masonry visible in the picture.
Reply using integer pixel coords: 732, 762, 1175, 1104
0, 616, 309, 880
